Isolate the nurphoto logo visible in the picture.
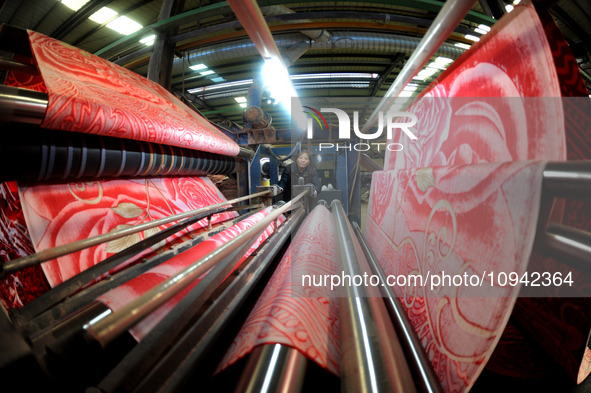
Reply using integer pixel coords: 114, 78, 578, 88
304, 107, 418, 152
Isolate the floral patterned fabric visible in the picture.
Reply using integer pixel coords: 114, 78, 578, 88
26, 31, 239, 156
366, 1, 572, 392
97, 207, 282, 341
218, 205, 341, 375
19, 177, 237, 288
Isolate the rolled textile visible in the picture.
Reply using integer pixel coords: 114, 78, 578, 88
218, 204, 341, 375
0, 127, 238, 182
97, 206, 282, 341
18, 176, 237, 288
15, 30, 239, 156
365, 161, 547, 393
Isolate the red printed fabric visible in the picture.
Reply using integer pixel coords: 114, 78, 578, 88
218, 205, 341, 375
0, 182, 50, 310
4, 55, 47, 93
97, 207, 282, 341
384, 0, 564, 172
18, 177, 237, 288
365, 161, 547, 393
26, 31, 239, 156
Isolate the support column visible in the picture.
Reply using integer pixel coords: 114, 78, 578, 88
147, 0, 185, 90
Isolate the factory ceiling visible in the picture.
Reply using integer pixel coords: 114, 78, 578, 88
1, 0, 590, 134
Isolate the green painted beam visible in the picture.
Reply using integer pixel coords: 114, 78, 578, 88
257, 0, 495, 25
94, 2, 231, 56
95, 0, 493, 57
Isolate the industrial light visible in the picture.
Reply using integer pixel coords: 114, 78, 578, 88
291, 73, 379, 80
189, 63, 208, 71
474, 28, 487, 35
107, 16, 143, 35
140, 35, 156, 46
435, 57, 453, 64
478, 24, 491, 32
427, 62, 446, 70
505, 4, 514, 12
261, 57, 298, 111
455, 42, 471, 50
187, 79, 253, 94
403, 84, 418, 91
398, 91, 414, 97
200, 70, 215, 76
239, 103, 247, 108
211, 77, 226, 83
513, 0, 521, 4
234, 96, 247, 103
89, 7, 117, 23
61, 0, 89, 11
465, 34, 480, 42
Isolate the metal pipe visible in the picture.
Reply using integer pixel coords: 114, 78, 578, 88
0, 58, 39, 74
171, 32, 462, 77
543, 161, 591, 198
239, 146, 256, 159
235, 344, 307, 393
85, 190, 308, 347
0, 190, 270, 276
226, 0, 281, 60
0, 85, 47, 124
352, 222, 444, 393
95, 206, 304, 393
331, 200, 416, 393
546, 223, 591, 268
21, 207, 265, 333
361, 0, 476, 134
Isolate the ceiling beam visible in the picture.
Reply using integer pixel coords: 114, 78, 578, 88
51, 0, 113, 40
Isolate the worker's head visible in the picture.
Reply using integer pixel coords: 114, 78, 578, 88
296, 151, 311, 170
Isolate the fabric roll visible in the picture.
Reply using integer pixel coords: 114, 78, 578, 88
18, 176, 237, 288
97, 206, 282, 341
0, 181, 49, 310
218, 204, 341, 376
367, 1, 585, 391
0, 127, 238, 182
365, 161, 547, 393
23, 30, 239, 156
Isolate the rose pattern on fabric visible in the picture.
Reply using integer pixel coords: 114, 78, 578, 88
366, 162, 547, 393
26, 31, 239, 156
19, 177, 236, 288
366, 2, 568, 392
218, 205, 341, 375
97, 207, 283, 341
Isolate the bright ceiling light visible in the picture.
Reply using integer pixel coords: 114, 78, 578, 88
513, 0, 521, 4
478, 24, 491, 32
61, 0, 89, 11
465, 34, 480, 42
107, 16, 143, 35
140, 34, 156, 46
89, 7, 117, 23
239, 103, 247, 108
505, 4, 514, 12
455, 42, 471, 50
189, 63, 208, 71
474, 28, 487, 35
427, 62, 446, 70
403, 84, 418, 91
398, 91, 413, 97
435, 57, 453, 64
200, 70, 215, 76
211, 77, 225, 83
262, 57, 298, 110
234, 96, 247, 103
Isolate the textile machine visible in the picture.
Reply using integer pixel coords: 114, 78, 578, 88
2, 0, 591, 392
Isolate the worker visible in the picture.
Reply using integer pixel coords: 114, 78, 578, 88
277, 150, 321, 202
